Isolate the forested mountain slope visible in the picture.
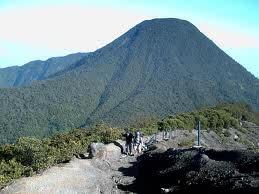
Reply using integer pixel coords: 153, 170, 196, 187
0, 18, 258, 144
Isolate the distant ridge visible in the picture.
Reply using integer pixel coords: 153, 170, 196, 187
0, 52, 87, 88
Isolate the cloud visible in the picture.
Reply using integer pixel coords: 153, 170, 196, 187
197, 22, 259, 49
0, 5, 150, 52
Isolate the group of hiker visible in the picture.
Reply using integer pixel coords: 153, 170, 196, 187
124, 129, 144, 156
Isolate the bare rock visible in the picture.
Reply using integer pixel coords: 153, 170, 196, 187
89, 142, 105, 158
136, 147, 259, 194
90, 143, 122, 161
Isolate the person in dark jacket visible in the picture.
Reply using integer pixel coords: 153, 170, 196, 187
125, 129, 134, 156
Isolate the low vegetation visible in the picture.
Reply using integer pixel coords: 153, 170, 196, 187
158, 102, 259, 131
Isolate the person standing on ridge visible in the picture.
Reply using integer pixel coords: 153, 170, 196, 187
125, 129, 134, 156
134, 129, 143, 154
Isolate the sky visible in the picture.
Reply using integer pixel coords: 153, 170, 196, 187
0, 0, 259, 78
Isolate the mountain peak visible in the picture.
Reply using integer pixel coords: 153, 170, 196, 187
132, 18, 197, 35
140, 17, 193, 26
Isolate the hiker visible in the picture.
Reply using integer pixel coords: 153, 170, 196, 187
125, 129, 134, 156
134, 129, 143, 154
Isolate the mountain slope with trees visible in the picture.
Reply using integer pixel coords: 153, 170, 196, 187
0, 18, 259, 144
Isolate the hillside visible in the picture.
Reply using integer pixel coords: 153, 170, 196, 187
0, 53, 87, 88
0, 18, 259, 144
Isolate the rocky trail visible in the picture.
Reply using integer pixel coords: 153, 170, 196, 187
1, 127, 259, 194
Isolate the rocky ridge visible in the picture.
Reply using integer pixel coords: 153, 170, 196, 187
1, 129, 259, 194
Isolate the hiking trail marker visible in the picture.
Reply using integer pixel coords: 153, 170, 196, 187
193, 120, 202, 148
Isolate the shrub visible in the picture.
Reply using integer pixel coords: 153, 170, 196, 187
140, 126, 158, 136
0, 159, 32, 188
92, 123, 123, 143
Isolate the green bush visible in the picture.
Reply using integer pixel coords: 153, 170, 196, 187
130, 117, 159, 136
140, 126, 158, 136
0, 159, 32, 188
158, 102, 258, 132
14, 137, 49, 171
92, 123, 123, 143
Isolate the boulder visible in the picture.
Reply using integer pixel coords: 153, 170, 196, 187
89, 142, 105, 158
103, 143, 122, 161
89, 142, 122, 161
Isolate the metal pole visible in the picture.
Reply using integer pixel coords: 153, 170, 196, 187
198, 121, 201, 146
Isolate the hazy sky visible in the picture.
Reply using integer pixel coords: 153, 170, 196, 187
0, 0, 258, 78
